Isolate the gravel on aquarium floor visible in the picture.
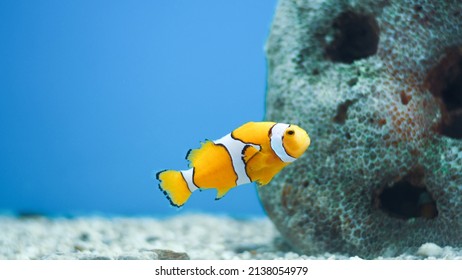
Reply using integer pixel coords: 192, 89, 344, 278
0, 213, 460, 260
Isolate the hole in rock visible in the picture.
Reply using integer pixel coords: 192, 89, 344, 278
333, 99, 356, 124
325, 11, 380, 64
400, 91, 412, 105
377, 179, 438, 220
426, 47, 462, 139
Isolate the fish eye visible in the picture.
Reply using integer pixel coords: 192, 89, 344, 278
287, 130, 295, 135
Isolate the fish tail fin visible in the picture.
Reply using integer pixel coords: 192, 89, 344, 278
156, 170, 192, 207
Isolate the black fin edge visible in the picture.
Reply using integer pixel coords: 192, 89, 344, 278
155, 169, 167, 180
157, 184, 183, 208
156, 171, 182, 208
184, 149, 192, 161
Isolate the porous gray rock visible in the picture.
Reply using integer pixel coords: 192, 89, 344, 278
259, 0, 462, 258
150, 249, 190, 260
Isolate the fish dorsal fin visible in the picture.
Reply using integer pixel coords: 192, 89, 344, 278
242, 145, 260, 164
185, 140, 214, 168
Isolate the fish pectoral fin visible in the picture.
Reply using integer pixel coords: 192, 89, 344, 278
242, 145, 260, 164
244, 151, 271, 173
254, 166, 280, 186
256, 177, 272, 187
215, 187, 232, 200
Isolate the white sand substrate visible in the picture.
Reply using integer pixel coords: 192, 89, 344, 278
0, 213, 461, 260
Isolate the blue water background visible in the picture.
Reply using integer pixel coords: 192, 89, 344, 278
0, 1, 278, 217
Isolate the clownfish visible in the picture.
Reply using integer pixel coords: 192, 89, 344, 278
156, 122, 310, 207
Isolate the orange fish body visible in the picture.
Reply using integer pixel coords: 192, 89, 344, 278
157, 122, 310, 207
